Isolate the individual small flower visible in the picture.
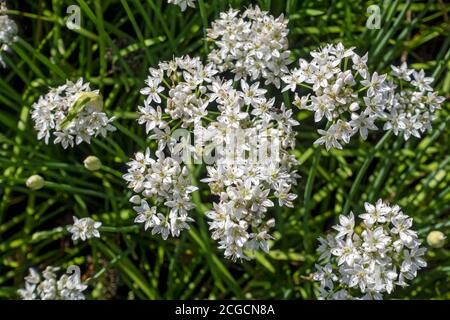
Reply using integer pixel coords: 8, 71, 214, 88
167, 0, 196, 11
426, 230, 446, 249
67, 216, 102, 241
313, 199, 427, 300
207, 5, 291, 88
31, 78, 116, 149
18, 266, 87, 300
133, 199, 160, 231
83, 155, 102, 171
26, 174, 45, 190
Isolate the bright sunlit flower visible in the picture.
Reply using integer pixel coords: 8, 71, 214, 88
282, 43, 445, 150
0, 2, 18, 68
126, 54, 300, 261
167, 0, 196, 11
207, 5, 291, 88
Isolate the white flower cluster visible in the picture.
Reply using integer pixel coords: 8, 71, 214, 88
31, 78, 116, 149
167, 0, 196, 11
282, 43, 445, 150
67, 216, 102, 241
125, 56, 214, 239
125, 54, 300, 260
207, 5, 291, 88
384, 62, 444, 140
124, 148, 198, 240
0, 2, 18, 68
200, 79, 299, 261
18, 266, 87, 300
313, 199, 427, 300
138, 55, 217, 131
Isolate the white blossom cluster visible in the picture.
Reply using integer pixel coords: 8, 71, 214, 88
138, 55, 217, 131
31, 78, 116, 149
200, 79, 299, 261
282, 43, 445, 150
18, 266, 87, 300
0, 2, 18, 68
125, 56, 214, 239
207, 5, 291, 88
167, 0, 196, 11
125, 54, 300, 260
384, 62, 444, 140
67, 216, 102, 241
313, 199, 427, 300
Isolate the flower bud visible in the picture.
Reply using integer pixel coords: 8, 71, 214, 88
129, 195, 141, 204
26, 175, 45, 190
83, 156, 102, 171
427, 231, 446, 248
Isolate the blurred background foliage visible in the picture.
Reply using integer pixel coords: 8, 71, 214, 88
0, 0, 449, 299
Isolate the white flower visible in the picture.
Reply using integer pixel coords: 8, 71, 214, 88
26, 174, 45, 190
391, 62, 413, 81
207, 6, 291, 87
138, 102, 166, 134
0, 4, 18, 68
349, 112, 377, 140
140, 77, 164, 104
361, 226, 391, 252
83, 155, 102, 171
67, 216, 102, 241
330, 237, 359, 266
133, 200, 160, 231
313, 200, 426, 300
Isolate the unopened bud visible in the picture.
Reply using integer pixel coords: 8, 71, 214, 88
83, 156, 102, 171
26, 175, 45, 190
427, 231, 446, 248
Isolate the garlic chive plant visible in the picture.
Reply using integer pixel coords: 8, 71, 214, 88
282, 43, 445, 150
18, 266, 87, 300
313, 200, 427, 300
31, 78, 116, 149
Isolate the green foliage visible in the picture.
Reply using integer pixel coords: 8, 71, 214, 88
0, 0, 449, 299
